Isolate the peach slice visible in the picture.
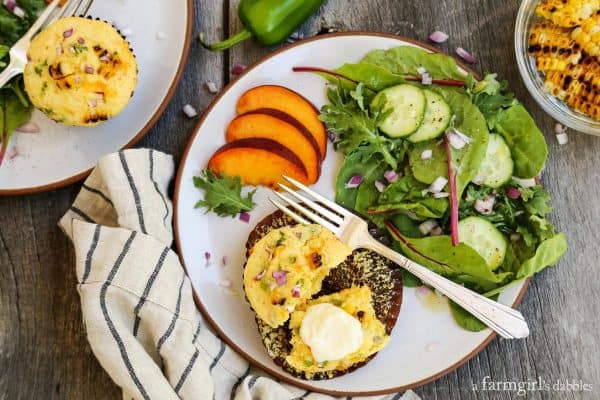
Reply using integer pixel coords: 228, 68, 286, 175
226, 111, 321, 183
236, 85, 327, 160
208, 138, 309, 188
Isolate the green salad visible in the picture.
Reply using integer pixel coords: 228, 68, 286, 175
0, 0, 46, 164
310, 46, 567, 331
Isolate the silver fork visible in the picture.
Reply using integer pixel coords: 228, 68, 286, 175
0, 0, 95, 88
270, 176, 530, 339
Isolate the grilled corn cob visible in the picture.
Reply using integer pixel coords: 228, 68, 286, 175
571, 13, 600, 57
536, 0, 600, 28
529, 23, 583, 71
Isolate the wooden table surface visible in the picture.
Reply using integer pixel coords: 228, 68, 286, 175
1, 1, 599, 399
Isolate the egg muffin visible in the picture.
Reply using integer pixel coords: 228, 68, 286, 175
244, 210, 403, 380
24, 17, 138, 126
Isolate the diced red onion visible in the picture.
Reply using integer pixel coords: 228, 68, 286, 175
239, 212, 251, 223
12, 5, 24, 18
63, 28, 74, 38
430, 226, 443, 236
384, 170, 399, 183
475, 195, 495, 215
327, 130, 337, 143
222, 255, 229, 267
272, 270, 288, 286
374, 180, 386, 193
183, 104, 198, 118
291, 285, 301, 298
446, 131, 468, 150
512, 177, 536, 188
556, 133, 568, 145
429, 176, 448, 193
345, 175, 363, 189
87, 99, 97, 108
4, 0, 15, 12
510, 233, 521, 242
415, 285, 431, 300
421, 74, 433, 85
453, 129, 472, 144
84, 66, 94, 74
254, 269, 266, 281
554, 122, 567, 135
417, 66, 428, 75
421, 149, 433, 160
456, 47, 476, 64
205, 81, 218, 94
433, 191, 450, 199
78, 37, 85, 44
429, 31, 449, 43
505, 187, 521, 200
204, 251, 211, 261
232, 64, 247, 75
419, 219, 438, 235
16, 121, 40, 133
219, 279, 233, 288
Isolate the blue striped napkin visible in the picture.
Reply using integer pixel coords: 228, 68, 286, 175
58, 149, 422, 400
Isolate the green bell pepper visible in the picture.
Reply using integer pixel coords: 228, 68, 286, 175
201, 0, 325, 52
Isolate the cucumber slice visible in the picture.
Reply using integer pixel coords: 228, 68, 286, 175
476, 134, 514, 188
407, 89, 452, 143
458, 217, 507, 270
372, 84, 426, 138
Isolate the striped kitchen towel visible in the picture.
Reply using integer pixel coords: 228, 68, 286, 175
59, 149, 422, 400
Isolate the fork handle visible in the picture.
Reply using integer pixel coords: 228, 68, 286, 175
363, 237, 530, 339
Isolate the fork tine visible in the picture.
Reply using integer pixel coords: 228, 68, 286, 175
277, 183, 344, 225
282, 175, 352, 217
20, 0, 60, 42
74, 0, 94, 16
57, 0, 82, 18
272, 192, 339, 232
269, 198, 310, 225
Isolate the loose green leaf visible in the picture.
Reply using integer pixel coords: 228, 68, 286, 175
449, 300, 487, 332
334, 62, 406, 92
193, 170, 256, 217
320, 84, 402, 169
516, 233, 567, 279
493, 104, 547, 179
0, 79, 33, 165
362, 46, 466, 81
466, 73, 518, 129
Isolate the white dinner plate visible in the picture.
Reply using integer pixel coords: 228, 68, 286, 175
174, 33, 528, 396
0, 0, 192, 195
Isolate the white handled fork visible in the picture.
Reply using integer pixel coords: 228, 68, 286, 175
0, 0, 95, 88
270, 176, 530, 339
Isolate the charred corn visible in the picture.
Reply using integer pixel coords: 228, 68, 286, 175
529, 23, 582, 70
571, 14, 600, 57
537, 0, 600, 28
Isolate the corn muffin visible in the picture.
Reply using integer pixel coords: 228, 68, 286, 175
24, 17, 138, 126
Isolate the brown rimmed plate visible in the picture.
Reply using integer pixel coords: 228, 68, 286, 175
173, 32, 530, 396
0, 0, 193, 195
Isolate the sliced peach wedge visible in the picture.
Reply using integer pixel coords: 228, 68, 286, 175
226, 111, 321, 183
208, 138, 309, 189
236, 85, 327, 161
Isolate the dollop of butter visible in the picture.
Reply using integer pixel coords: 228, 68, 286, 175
299, 303, 363, 362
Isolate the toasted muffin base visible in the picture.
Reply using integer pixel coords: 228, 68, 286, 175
244, 210, 403, 380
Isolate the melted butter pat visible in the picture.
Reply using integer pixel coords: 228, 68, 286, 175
299, 303, 363, 363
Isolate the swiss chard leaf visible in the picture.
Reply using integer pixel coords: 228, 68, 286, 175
333, 62, 406, 92
369, 174, 448, 219
193, 170, 256, 217
0, 78, 32, 165
516, 233, 567, 279
362, 46, 466, 81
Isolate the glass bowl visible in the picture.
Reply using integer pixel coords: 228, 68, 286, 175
515, 0, 600, 136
